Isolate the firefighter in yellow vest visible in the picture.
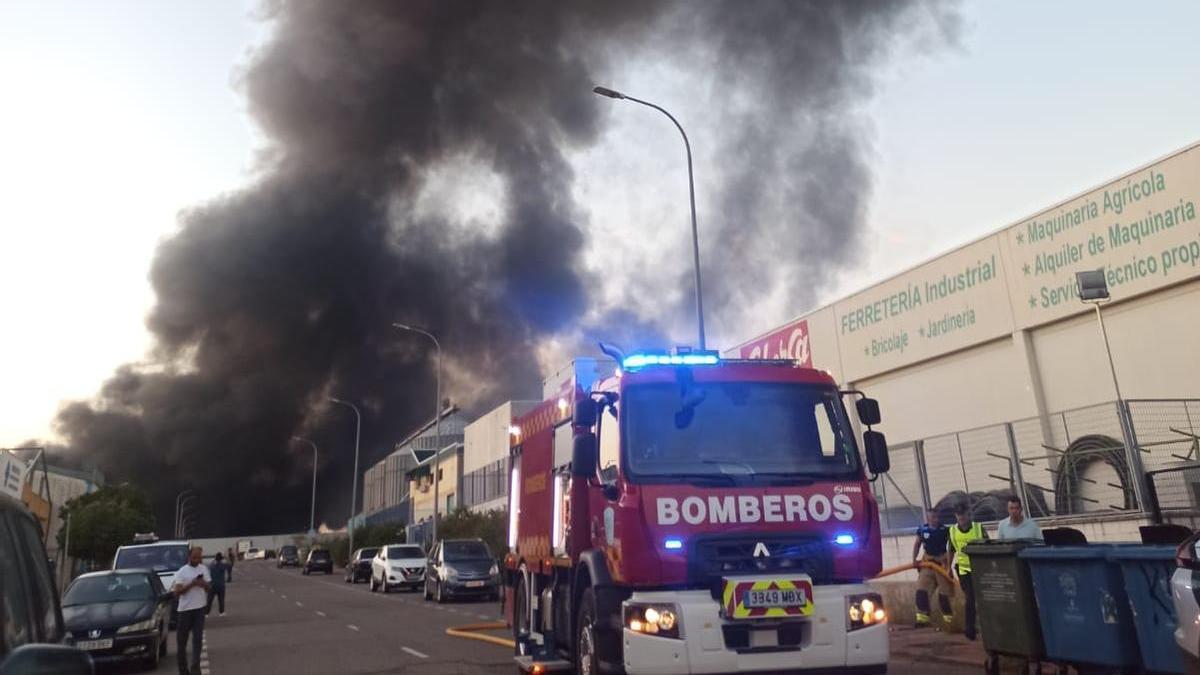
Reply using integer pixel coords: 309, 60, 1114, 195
948, 503, 986, 641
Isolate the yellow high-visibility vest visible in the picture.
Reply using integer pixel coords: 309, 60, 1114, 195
949, 522, 984, 574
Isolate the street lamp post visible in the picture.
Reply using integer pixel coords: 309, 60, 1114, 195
1076, 269, 1146, 509
593, 85, 707, 350
329, 398, 362, 559
174, 491, 195, 539
291, 436, 319, 536
174, 491, 188, 538
392, 323, 443, 546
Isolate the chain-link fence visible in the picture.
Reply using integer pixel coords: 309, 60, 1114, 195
877, 398, 1200, 534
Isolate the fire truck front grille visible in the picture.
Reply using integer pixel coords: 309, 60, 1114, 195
688, 534, 833, 585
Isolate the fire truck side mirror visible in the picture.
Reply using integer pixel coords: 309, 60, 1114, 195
572, 432, 598, 477
863, 430, 890, 476
856, 398, 881, 426
574, 399, 598, 427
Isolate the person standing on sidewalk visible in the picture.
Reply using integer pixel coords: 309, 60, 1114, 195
172, 547, 211, 675
206, 552, 229, 616
997, 495, 1043, 541
226, 547, 236, 582
948, 503, 986, 641
911, 508, 954, 629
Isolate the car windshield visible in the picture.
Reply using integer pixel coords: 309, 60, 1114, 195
387, 546, 423, 559
621, 382, 860, 482
443, 541, 490, 561
311, 550, 330, 560
358, 548, 378, 560
64, 574, 154, 606
114, 545, 189, 572
281, 546, 297, 555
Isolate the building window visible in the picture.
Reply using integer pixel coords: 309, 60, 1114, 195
437, 468, 444, 481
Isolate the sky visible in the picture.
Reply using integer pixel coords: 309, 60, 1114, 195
2, 0, 1198, 448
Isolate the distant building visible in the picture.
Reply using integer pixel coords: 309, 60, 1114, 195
361, 406, 467, 527
23, 464, 104, 562
461, 400, 536, 513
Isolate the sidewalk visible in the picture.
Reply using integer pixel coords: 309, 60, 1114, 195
890, 624, 1056, 674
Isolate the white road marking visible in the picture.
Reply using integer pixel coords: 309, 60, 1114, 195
347, 624, 360, 631
296, 601, 304, 607
316, 611, 327, 617
476, 614, 490, 619
280, 594, 287, 599
401, 646, 429, 659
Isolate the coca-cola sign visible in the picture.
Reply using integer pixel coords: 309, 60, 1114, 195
738, 319, 812, 366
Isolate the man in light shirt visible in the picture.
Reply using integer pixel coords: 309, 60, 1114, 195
172, 546, 211, 675
997, 495, 1043, 541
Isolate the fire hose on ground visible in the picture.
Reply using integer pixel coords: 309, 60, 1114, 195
445, 621, 515, 648
445, 562, 956, 649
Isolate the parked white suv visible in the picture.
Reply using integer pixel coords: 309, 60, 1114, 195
370, 544, 425, 593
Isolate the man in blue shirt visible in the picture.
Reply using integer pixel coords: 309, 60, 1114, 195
206, 552, 229, 616
912, 508, 954, 628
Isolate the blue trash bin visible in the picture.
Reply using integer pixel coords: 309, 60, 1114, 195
1020, 545, 1142, 669
1108, 545, 1182, 674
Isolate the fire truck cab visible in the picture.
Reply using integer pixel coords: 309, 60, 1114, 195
505, 349, 891, 674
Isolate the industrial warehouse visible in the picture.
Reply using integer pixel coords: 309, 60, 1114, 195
732, 140, 1200, 564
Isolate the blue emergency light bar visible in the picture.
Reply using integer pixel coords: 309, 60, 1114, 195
834, 534, 855, 546
622, 351, 720, 370
664, 537, 684, 550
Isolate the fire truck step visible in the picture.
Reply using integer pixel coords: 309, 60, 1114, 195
514, 655, 573, 672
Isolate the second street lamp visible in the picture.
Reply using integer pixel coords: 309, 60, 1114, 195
329, 397, 362, 559
291, 436, 319, 537
593, 85, 707, 350
392, 323, 443, 547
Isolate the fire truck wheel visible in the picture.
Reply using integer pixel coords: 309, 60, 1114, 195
512, 576, 529, 652
576, 588, 600, 675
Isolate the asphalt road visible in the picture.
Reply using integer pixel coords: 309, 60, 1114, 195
200, 559, 512, 674
96, 559, 981, 675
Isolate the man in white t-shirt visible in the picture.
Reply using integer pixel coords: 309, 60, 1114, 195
997, 495, 1043, 541
172, 547, 211, 675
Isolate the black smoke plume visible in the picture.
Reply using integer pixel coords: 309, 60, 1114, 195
54, 1, 958, 535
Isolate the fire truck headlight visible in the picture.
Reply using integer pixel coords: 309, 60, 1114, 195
847, 593, 885, 631
623, 603, 682, 639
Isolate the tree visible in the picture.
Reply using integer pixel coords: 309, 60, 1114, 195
57, 485, 155, 567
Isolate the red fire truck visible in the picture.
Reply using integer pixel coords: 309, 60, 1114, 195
504, 348, 892, 674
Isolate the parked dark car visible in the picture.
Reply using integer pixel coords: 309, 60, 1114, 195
344, 547, 377, 583
424, 539, 499, 603
302, 549, 333, 575
0, 492, 93, 674
277, 545, 300, 568
62, 570, 171, 669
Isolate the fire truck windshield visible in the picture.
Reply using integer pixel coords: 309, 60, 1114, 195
621, 382, 860, 482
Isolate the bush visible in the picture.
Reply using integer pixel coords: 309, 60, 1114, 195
327, 522, 407, 566
437, 507, 507, 560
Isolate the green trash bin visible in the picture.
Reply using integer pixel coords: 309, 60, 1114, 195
964, 541, 1045, 670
